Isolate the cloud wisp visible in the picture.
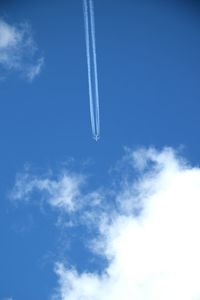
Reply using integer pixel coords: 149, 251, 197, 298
11, 147, 200, 299
0, 19, 44, 81
11, 171, 84, 213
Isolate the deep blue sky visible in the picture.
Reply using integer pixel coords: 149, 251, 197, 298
1, 0, 200, 299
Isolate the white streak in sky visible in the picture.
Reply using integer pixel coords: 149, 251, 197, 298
83, 0, 100, 141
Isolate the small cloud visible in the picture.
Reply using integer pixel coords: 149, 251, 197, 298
0, 19, 44, 81
26, 56, 44, 81
10, 170, 84, 213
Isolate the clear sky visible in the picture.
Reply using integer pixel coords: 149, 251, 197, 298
1, 0, 200, 299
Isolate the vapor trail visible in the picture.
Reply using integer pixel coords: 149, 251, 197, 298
83, 0, 100, 141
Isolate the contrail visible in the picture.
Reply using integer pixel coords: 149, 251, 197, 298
83, 0, 100, 141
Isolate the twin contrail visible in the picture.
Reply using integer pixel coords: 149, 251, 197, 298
83, 0, 100, 141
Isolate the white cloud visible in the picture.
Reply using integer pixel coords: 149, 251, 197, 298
51, 147, 200, 300
11, 171, 84, 212
0, 19, 44, 80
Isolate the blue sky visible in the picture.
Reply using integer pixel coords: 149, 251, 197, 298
1, 0, 200, 299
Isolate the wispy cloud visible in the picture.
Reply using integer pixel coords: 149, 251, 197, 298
10, 171, 84, 212
0, 19, 44, 81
